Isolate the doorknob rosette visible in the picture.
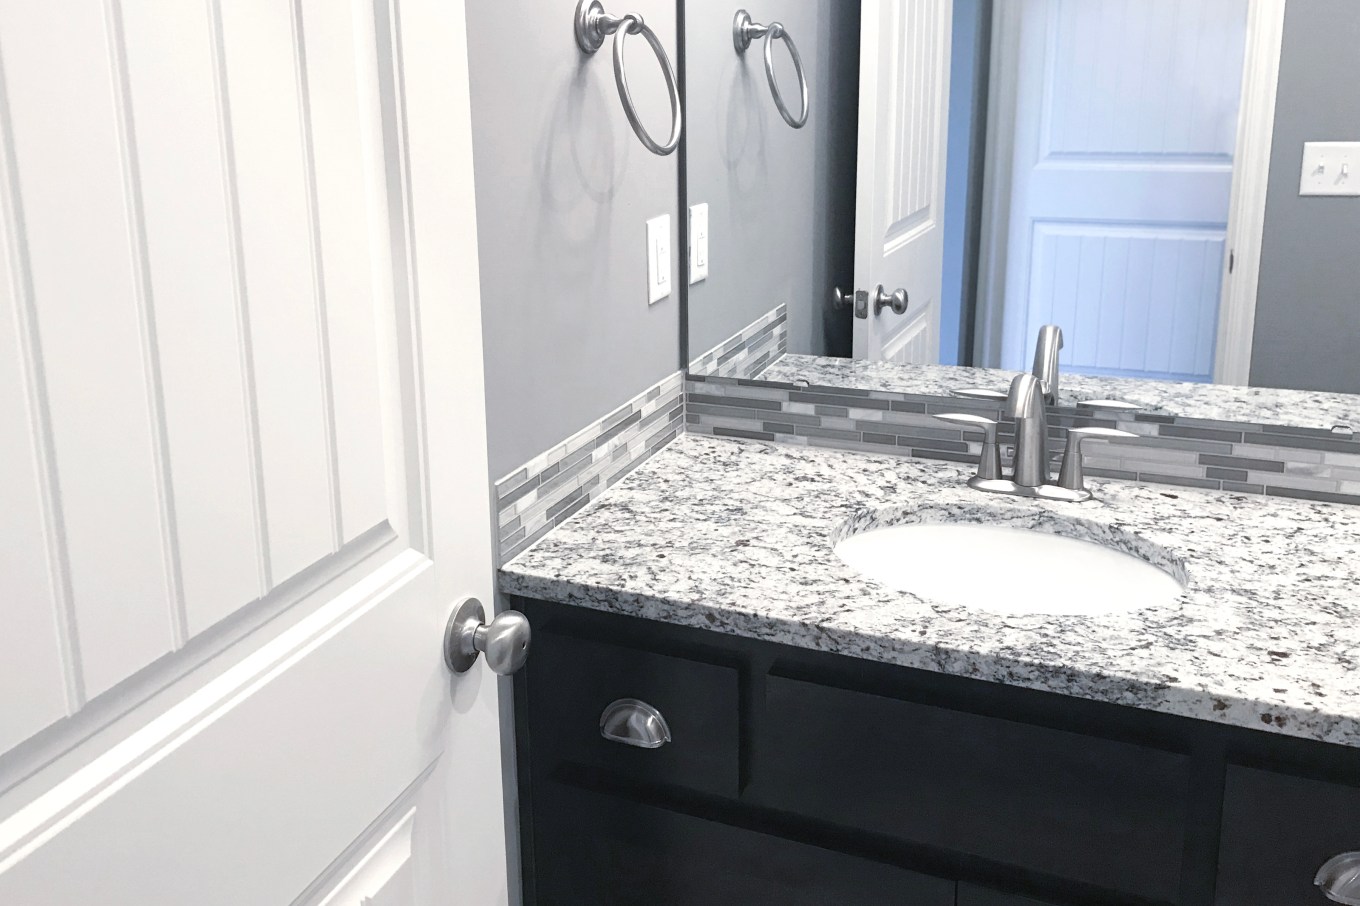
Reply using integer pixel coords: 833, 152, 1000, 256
443, 597, 531, 675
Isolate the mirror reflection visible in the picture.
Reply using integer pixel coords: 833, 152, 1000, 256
682, 0, 1360, 424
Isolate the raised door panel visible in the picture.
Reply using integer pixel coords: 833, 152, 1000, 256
1043, 0, 1247, 161
1026, 225, 1223, 380
0, 554, 446, 906
0, 0, 403, 751
883, 0, 946, 241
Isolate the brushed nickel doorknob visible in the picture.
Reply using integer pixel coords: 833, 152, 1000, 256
873, 285, 908, 316
443, 597, 531, 675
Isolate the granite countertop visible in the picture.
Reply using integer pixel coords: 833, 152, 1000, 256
760, 354, 1360, 430
501, 433, 1360, 747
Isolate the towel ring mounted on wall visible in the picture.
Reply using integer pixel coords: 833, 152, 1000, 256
732, 9, 808, 129
575, 0, 683, 156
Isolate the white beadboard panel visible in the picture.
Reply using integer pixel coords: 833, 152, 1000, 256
1043, 0, 1248, 161
0, 230, 69, 754
0, 3, 174, 697
299, 0, 389, 545
119, 0, 264, 636
1027, 222, 1225, 381
884, 0, 944, 242
218, 0, 336, 583
882, 314, 935, 367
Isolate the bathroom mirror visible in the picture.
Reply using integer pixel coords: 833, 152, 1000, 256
681, 0, 1360, 428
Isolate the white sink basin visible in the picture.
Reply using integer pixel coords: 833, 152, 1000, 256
835, 522, 1183, 616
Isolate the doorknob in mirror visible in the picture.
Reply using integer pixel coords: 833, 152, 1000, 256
873, 285, 908, 316
832, 286, 868, 319
444, 597, 531, 675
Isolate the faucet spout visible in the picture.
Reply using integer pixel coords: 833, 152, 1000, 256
1006, 373, 1049, 487
1031, 324, 1063, 405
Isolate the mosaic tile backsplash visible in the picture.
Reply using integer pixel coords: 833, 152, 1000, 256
687, 304, 788, 379
494, 371, 683, 563
685, 373, 1360, 507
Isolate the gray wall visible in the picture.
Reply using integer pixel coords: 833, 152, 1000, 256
684, 0, 859, 360
1249, 0, 1360, 393
467, 0, 681, 477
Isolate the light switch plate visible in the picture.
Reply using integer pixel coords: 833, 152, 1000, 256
689, 203, 710, 284
646, 214, 671, 304
1300, 142, 1360, 197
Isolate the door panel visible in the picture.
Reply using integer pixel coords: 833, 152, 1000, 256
0, 555, 442, 905
0, 0, 507, 902
854, 0, 953, 364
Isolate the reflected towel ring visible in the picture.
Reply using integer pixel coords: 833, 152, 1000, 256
733, 9, 809, 129
575, 0, 683, 156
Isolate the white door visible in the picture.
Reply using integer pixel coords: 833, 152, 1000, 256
853, 0, 953, 365
0, 1, 511, 904
982, 0, 1248, 381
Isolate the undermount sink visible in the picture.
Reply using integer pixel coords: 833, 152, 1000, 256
835, 521, 1184, 616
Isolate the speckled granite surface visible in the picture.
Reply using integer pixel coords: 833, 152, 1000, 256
761, 354, 1360, 430
501, 433, 1360, 747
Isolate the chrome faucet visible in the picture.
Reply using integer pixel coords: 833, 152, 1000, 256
1006, 373, 1049, 487
1031, 324, 1063, 405
935, 370, 1137, 503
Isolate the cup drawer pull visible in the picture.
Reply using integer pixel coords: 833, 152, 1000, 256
600, 698, 672, 749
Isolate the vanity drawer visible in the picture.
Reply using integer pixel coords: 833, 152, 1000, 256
525, 629, 739, 797
531, 780, 955, 906
754, 675, 1192, 902
1216, 765, 1360, 905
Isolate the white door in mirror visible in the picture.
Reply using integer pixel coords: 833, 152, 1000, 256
647, 213, 673, 303
1300, 142, 1360, 197
835, 523, 1184, 616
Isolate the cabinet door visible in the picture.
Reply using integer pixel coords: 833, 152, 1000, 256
757, 675, 1191, 902
531, 781, 955, 906
1216, 765, 1360, 905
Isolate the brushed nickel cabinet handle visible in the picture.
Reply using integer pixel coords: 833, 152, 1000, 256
600, 698, 671, 749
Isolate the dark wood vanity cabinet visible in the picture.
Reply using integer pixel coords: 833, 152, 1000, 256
511, 598, 1360, 906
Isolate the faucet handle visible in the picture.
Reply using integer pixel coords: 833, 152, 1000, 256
1057, 426, 1137, 495
952, 387, 1008, 402
935, 413, 1002, 482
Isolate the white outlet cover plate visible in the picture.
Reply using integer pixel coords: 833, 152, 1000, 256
1300, 141, 1360, 197
646, 214, 672, 304
689, 203, 709, 284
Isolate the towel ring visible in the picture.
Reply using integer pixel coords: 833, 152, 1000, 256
733, 9, 808, 129
575, 0, 682, 156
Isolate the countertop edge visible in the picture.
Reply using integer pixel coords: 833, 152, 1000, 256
498, 567, 1356, 749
